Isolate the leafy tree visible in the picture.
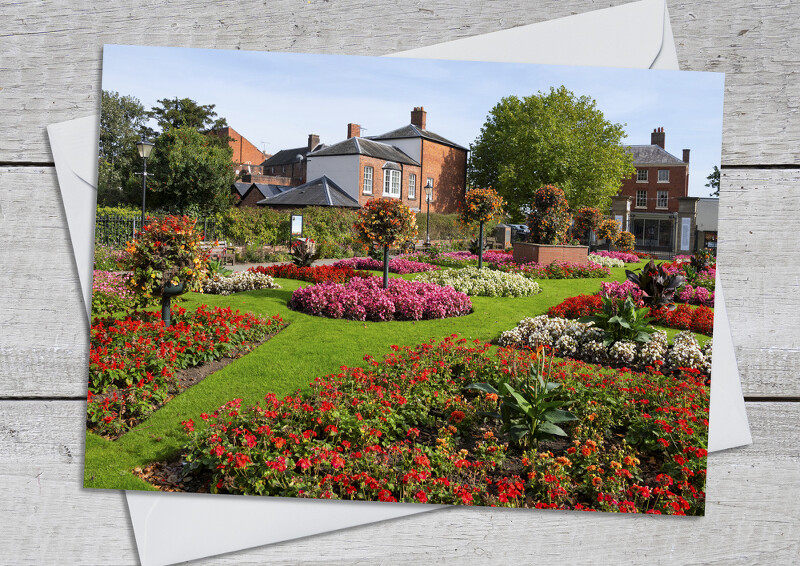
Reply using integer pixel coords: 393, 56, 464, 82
468, 86, 634, 218
149, 97, 227, 135
706, 165, 720, 197
147, 126, 236, 215
98, 91, 151, 206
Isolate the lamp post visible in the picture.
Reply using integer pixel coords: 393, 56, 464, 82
135, 133, 154, 233
424, 179, 433, 248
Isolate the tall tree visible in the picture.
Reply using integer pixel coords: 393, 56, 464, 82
147, 126, 236, 215
706, 165, 720, 197
97, 90, 151, 206
468, 86, 635, 219
149, 97, 228, 134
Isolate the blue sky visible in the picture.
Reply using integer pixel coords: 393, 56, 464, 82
103, 45, 725, 198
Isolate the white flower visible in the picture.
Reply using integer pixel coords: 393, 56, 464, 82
416, 267, 541, 297
202, 271, 280, 295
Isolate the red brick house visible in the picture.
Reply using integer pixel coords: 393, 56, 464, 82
304, 108, 467, 213
260, 134, 325, 186
615, 127, 694, 253
212, 126, 269, 178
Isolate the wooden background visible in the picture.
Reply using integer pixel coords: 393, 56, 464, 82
1, 1, 798, 563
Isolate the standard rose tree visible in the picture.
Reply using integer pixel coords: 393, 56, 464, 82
354, 198, 417, 288
126, 215, 210, 326
460, 187, 505, 269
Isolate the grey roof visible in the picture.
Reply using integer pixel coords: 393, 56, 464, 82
257, 176, 361, 208
261, 143, 326, 167
251, 183, 290, 199
368, 124, 468, 151
308, 137, 420, 166
233, 182, 252, 197
626, 145, 687, 165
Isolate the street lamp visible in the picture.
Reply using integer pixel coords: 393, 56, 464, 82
135, 133, 154, 233
424, 179, 433, 247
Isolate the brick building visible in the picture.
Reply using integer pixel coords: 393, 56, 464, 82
260, 134, 325, 186
613, 127, 696, 254
212, 126, 269, 178
302, 107, 467, 213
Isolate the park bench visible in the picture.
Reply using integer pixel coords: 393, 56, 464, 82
201, 240, 235, 265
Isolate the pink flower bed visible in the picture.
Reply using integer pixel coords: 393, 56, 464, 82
332, 257, 439, 274
288, 277, 472, 321
678, 285, 715, 307
600, 280, 645, 305
590, 250, 640, 263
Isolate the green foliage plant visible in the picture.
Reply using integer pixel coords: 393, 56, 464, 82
465, 348, 577, 450
290, 238, 321, 267
527, 185, 572, 245
579, 295, 655, 347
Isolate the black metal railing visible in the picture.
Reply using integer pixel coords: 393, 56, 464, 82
94, 214, 220, 248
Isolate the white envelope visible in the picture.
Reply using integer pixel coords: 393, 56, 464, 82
48, 1, 751, 564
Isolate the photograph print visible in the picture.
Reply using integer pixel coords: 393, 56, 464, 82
87, 45, 723, 515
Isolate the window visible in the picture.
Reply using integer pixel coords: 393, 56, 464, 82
636, 190, 647, 208
408, 174, 416, 199
658, 169, 669, 182
636, 169, 648, 182
657, 190, 669, 208
363, 166, 373, 195
383, 169, 401, 197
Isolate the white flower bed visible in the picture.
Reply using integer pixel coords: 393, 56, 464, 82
587, 254, 625, 268
202, 271, 281, 296
415, 266, 541, 297
499, 315, 711, 374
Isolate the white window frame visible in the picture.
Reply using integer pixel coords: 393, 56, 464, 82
636, 190, 647, 208
658, 169, 669, 183
408, 174, 416, 199
383, 169, 401, 198
656, 190, 669, 209
636, 169, 648, 183
363, 166, 373, 195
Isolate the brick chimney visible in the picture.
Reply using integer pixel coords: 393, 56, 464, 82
411, 106, 426, 130
308, 134, 320, 152
347, 123, 361, 138
683, 149, 691, 163
651, 127, 665, 149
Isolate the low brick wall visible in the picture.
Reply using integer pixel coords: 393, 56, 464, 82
512, 243, 589, 265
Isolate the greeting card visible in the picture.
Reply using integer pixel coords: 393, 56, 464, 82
81, 45, 726, 517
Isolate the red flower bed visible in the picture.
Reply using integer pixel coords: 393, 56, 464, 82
547, 294, 713, 336
87, 305, 287, 437
181, 336, 707, 514
248, 263, 371, 284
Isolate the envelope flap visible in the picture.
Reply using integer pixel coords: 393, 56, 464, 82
390, 0, 667, 69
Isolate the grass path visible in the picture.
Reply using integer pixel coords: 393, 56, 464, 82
83, 262, 708, 490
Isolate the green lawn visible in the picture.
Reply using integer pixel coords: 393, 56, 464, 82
84, 261, 710, 490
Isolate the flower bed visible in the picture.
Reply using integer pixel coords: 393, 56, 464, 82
288, 277, 472, 321
248, 264, 372, 284
587, 254, 625, 268
547, 294, 714, 336
332, 257, 439, 274
202, 271, 281, 295
181, 336, 708, 514
92, 270, 135, 317
590, 250, 640, 263
499, 315, 711, 375
496, 261, 610, 279
415, 266, 541, 297
87, 305, 286, 437
677, 285, 715, 308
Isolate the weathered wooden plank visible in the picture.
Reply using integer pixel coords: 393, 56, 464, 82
2, 166, 798, 397
0, 400, 797, 564
0, 0, 798, 164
